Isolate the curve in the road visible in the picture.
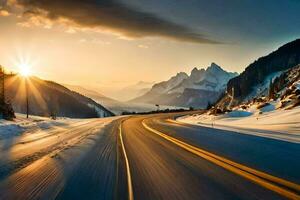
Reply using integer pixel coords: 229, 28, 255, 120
142, 119, 300, 200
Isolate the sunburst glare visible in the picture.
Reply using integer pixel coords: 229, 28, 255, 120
11, 51, 37, 77
19, 62, 31, 77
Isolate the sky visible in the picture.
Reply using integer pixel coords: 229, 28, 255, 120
0, 0, 299, 98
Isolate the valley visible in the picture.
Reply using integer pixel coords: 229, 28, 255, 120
0, 2, 300, 199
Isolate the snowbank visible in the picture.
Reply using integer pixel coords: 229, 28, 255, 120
178, 102, 300, 143
0, 114, 75, 140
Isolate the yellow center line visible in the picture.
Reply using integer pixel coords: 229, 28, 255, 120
119, 124, 134, 200
166, 119, 300, 192
142, 119, 300, 200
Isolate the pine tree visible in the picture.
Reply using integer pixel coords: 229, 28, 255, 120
0, 66, 15, 120
0, 66, 4, 118
206, 101, 212, 110
268, 78, 275, 100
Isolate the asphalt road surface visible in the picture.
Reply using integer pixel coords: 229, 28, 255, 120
0, 113, 300, 200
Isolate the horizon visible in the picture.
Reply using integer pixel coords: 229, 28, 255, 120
1, 0, 300, 99
1, 1, 300, 200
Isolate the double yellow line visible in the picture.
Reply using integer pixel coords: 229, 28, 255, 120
142, 119, 300, 200
119, 125, 134, 200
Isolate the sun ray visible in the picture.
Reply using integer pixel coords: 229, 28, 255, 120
5, 74, 19, 88
27, 78, 49, 115
11, 77, 27, 113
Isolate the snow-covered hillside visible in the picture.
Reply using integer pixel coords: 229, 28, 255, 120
226, 38, 300, 101
178, 102, 300, 143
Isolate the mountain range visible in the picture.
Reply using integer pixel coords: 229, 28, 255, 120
62, 39, 300, 113
131, 63, 238, 108
64, 84, 182, 115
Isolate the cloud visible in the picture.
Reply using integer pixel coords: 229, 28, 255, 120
65, 27, 76, 34
138, 44, 149, 49
78, 38, 111, 45
0, 9, 10, 16
9, 0, 219, 44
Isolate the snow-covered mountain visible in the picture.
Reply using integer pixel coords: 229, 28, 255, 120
151, 72, 189, 94
168, 63, 238, 94
227, 38, 300, 101
215, 38, 300, 111
131, 63, 238, 108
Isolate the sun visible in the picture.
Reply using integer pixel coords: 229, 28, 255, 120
18, 62, 32, 77
12, 52, 35, 77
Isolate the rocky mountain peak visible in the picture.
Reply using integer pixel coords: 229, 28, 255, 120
191, 67, 199, 73
175, 72, 189, 78
131, 62, 238, 108
207, 62, 224, 73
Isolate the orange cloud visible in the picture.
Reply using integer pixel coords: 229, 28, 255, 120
7, 0, 220, 44
0, 9, 10, 16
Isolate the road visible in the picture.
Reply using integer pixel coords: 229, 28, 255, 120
0, 113, 300, 200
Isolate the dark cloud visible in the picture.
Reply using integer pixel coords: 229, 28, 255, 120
14, 0, 219, 44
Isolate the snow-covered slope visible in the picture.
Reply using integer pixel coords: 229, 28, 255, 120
0, 114, 73, 139
151, 72, 189, 94
178, 65, 300, 143
216, 64, 300, 111
227, 38, 300, 101
131, 63, 238, 108
178, 103, 300, 143
242, 71, 283, 102
0, 113, 121, 140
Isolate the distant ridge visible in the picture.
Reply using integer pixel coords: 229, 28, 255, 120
5, 75, 114, 118
131, 63, 238, 108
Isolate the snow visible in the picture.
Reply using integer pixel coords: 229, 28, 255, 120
152, 72, 188, 94
0, 113, 122, 198
260, 103, 275, 112
244, 71, 283, 102
167, 63, 238, 94
178, 103, 300, 143
227, 110, 253, 117
0, 113, 78, 140
0, 113, 124, 143
294, 80, 300, 90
